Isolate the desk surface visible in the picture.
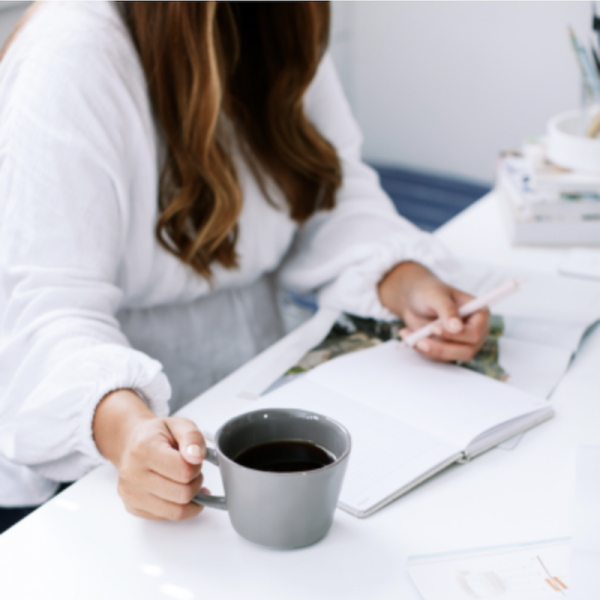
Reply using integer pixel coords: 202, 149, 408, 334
2, 194, 599, 600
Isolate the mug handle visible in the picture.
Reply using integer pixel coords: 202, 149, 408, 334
191, 447, 228, 511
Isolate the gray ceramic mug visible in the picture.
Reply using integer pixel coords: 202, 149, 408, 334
192, 408, 351, 549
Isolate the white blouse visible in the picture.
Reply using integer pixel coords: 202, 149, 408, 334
0, 1, 457, 506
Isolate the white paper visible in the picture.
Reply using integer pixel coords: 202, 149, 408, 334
569, 446, 600, 600
499, 337, 574, 398
495, 276, 600, 324
502, 316, 589, 353
559, 248, 600, 280
448, 262, 600, 325
305, 342, 551, 451
252, 378, 460, 514
237, 307, 339, 399
407, 538, 571, 599
447, 263, 600, 403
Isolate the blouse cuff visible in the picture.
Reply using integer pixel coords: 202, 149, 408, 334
78, 346, 172, 466
317, 232, 461, 321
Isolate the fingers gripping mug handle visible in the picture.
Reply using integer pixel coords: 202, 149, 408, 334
191, 447, 228, 511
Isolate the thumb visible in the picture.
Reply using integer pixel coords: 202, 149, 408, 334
428, 288, 464, 334
166, 417, 207, 465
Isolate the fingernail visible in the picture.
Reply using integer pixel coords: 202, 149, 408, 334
200, 487, 211, 495
448, 318, 462, 333
186, 445, 203, 458
416, 340, 430, 352
431, 325, 443, 336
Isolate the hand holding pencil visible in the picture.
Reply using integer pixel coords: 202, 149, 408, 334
402, 278, 524, 348
378, 262, 514, 363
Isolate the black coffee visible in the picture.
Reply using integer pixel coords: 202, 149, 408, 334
234, 440, 335, 472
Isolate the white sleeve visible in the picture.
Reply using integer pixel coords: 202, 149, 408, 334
279, 54, 460, 321
0, 32, 170, 482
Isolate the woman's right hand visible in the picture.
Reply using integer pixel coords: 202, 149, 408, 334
93, 390, 209, 520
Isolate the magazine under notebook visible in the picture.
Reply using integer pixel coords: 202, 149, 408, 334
201, 340, 554, 518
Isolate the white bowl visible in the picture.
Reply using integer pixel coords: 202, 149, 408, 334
547, 109, 600, 173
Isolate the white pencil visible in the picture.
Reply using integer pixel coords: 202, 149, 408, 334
402, 277, 526, 347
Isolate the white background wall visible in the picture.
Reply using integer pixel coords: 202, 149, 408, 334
0, 2, 593, 186
330, 2, 594, 184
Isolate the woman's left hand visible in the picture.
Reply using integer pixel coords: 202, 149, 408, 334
378, 261, 489, 363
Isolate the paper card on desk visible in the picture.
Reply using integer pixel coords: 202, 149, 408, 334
502, 316, 590, 354
559, 248, 600, 281
445, 262, 600, 403
448, 262, 600, 325
569, 446, 600, 600
496, 277, 600, 325
498, 337, 574, 398
407, 538, 571, 599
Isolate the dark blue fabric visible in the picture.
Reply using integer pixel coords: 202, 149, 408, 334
0, 506, 38, 535
0, 483, 73, 535
371, 164, 491, 232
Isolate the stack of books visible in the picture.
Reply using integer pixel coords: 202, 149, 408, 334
496, 141, 600, 245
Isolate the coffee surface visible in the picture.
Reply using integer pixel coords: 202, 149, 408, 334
234, 440, 335, 472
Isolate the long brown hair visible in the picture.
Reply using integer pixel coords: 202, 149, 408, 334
119, 1, 342, 279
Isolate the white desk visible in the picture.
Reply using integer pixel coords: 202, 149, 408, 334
1, 193, 599, 600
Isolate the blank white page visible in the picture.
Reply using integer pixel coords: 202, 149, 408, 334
495, 275, 600, 324
498, 337, 573, 398
256, 377, 461, 516
449, 262, 600, 324
502, 315, 589, 353
305, 341, 549, 450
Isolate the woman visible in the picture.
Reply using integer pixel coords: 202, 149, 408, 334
0, 1, 488, 526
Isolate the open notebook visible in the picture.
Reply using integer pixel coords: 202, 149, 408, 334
188, 266, 600, 518
198, 339, 553, 518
